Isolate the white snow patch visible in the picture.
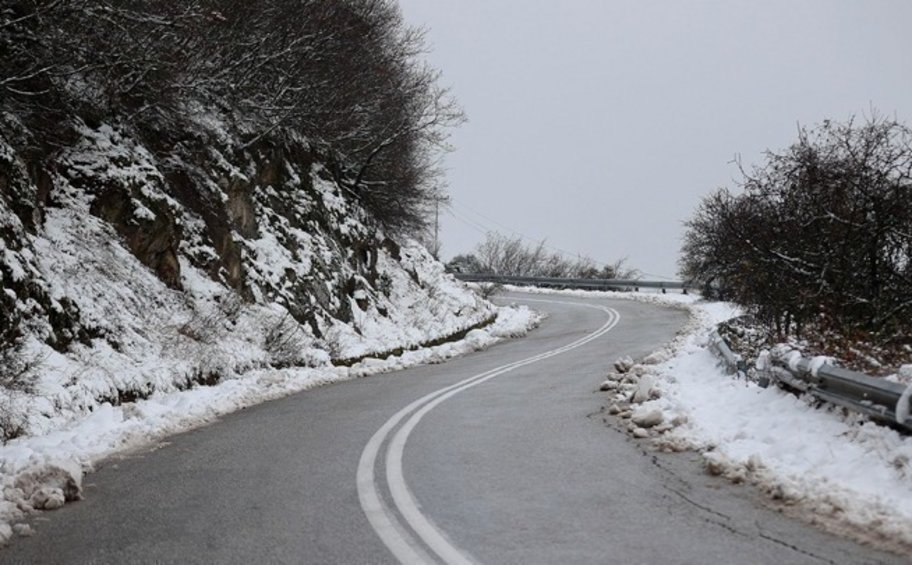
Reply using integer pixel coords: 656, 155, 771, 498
808, 355, 835, 377
594, 292, 912, 550
897, 383, 912, 426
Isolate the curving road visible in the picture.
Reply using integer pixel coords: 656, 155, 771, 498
4, 292, 903, 564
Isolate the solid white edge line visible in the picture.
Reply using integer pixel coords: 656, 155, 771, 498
358, 299, 620, 564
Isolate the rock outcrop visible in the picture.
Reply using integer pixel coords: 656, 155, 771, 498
0, 115, 492, 440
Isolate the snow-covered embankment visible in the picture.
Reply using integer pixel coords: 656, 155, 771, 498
0, 294, 540, 544
600, 292, 912, 552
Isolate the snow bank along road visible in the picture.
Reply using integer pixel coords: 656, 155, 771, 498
4, 293, 902, 564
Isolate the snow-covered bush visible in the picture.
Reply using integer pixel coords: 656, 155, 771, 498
681, 115, 912, 367
263, 311, 316, 369
0, 333, 43, 442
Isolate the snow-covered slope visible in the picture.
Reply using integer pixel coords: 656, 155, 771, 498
1, 119, 496, 429
0, 116, 541, 543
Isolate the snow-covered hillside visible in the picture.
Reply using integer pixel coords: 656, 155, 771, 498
0, 116, 541, 543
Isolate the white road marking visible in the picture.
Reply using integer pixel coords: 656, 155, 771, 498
358, 299, 621, 564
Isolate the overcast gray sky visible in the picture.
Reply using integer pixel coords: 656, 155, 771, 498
398, 0, 912, 279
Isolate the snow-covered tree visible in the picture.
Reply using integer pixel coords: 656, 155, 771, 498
0, 0, 459, 233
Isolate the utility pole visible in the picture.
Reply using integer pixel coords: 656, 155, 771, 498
433, 199, 440, 259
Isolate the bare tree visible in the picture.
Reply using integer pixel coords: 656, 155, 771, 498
0, 0, 460, 232
470, 232, 636, 279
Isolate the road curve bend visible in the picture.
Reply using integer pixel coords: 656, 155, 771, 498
3, 292, 903, 564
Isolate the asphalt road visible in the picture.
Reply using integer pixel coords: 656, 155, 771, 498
3, 292, 904, 564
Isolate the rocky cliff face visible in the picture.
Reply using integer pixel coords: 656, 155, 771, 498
0, 114, 493, 439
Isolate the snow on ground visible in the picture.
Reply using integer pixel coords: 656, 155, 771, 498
500, 283, 703, 309
506, 285, 912, 552
639, 312, 912, 550
6, 270, 909, 550
0, 300, 541, 545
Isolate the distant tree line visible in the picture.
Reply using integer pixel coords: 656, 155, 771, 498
0, 0, 460, 233
680, 116, 912, 343
448, 232, 638, 279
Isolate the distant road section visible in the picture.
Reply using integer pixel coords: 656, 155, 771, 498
454, 273, 689, 292
4, 292, 902, 564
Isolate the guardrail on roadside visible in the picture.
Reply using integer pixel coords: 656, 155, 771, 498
453, 273, 689, 293
708, 331, 748, 379
709, 331, 912, 434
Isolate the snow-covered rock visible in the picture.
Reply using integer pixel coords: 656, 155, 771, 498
631, 375, 655, 404
29, 488, 65, 511
599, 380, 618, 391
641, 349, 671, 365
0, 523, 12, 546
631, 408, 663, 428
14, 463, 82, 505
899, 365, 912, 381
613, 356, 635, 374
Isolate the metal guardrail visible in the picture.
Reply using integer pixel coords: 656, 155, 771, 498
453, 273, 688, 293
709, 332, 912, 434
708, 331, 748, 379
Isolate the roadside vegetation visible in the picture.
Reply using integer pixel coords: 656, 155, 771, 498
680, 115, 912, 373
447, 232, 638, 279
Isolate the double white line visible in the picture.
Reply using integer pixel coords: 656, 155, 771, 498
357, 299, 621, 564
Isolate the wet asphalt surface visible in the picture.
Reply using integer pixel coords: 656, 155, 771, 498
3, 292, 904, 564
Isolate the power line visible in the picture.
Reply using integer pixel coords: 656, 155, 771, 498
446, 199, 682, 279
448, 199, 528, 239
448, 201, 573, 257
444, 199, 633, 273
444, 205, 491, 237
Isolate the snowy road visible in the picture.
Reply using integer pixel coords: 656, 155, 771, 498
4, 293, 903, 564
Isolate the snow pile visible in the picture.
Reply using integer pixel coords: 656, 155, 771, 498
599, 297, 912, 552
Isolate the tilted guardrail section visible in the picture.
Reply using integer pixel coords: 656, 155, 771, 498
453, 273, 688, 292
709, 331, 912, 434
708, 331, 748, 379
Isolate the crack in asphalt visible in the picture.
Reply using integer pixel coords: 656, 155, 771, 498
645, 430, 842, 564
661, 484, 735, 524
653, 446, 843, 564
758, 532, 839, 564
